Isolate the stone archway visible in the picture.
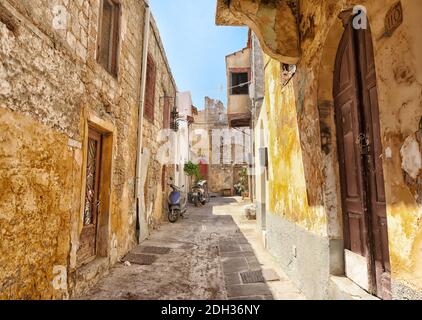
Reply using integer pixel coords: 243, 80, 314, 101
316, 15, 346, 277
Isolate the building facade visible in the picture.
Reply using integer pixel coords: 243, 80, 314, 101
175, 91, 194, 192
226, 45, 252, 128
190, 97, 250, 195
0, 0, 176, 299
217, 0, 422, 300
139, 14, 177, 239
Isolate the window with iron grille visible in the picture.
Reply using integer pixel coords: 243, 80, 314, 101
144, 54, 156, 122
231, 72, 249, 95
97, 0, 121, 76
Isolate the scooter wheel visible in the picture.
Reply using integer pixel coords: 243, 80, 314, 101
194, 197, 200, 207
168, 209, 179, 223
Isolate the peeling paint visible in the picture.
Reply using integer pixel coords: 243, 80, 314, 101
401, 135, 422, 180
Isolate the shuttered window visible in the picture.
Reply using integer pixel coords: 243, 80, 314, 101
163, 96, 171, 129
144, 54, 156, 122
97, 0, 121, 76
231, 72, 249, 95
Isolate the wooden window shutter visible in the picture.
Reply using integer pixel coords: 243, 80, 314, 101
97, 0, 121, 77
144, 54, 156, 122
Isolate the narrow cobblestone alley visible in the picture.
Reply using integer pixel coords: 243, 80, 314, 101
80, 197, 305, 300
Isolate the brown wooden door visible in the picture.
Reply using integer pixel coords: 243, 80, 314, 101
78, 128, 102, 265
355, 26, 391, 299
334, 23, 369, 257
334, 20, 391, 299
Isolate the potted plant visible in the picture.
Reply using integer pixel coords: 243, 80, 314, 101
234, 167, 249, 198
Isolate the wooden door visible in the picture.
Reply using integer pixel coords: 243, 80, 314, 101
78, 128, 102, 265
199, 160, 209, 181
334, 20, 391, 299
334, 23, 369, 257
356, 26, 391, 299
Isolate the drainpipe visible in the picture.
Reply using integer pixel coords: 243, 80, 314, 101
135, 0, 151, 243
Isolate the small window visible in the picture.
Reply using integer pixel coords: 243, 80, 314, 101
231, 72, 249, 95
97, 0, 121, 76
144, 54, 156, 122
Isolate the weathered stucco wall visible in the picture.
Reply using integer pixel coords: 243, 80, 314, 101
0, 0, 147, 299
219, 0, 422, 298
296, 0, 422, 297
226, 48, 252, 115
264, 56, 327, 236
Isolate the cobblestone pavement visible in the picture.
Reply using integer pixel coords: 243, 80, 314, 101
80, 197, 305, 300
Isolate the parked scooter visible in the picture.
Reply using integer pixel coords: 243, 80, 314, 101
189, 180, 210, 207
167, 177, 187, 223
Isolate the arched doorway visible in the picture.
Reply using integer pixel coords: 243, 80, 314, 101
334, 13, 391, 299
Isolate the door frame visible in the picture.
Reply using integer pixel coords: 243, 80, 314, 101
333, 13, 391, 298
77, 113, 114, 268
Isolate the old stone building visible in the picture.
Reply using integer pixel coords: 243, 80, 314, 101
138, 14, 177, 240
0, 0, 176, 299
217, 0, 422, 300
175, 91, 194, 193
226, 45, 252, 128
190, 97, 250, 195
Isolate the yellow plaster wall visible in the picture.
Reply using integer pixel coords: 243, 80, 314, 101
0, 109, 74, 299
221, 0, 422, 297
265, 57, 327, 237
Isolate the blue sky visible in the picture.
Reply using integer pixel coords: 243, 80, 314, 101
150, 0, 248, 109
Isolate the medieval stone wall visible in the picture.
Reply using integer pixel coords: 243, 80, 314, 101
141, 15, 177, 231
0, 0, 146, 299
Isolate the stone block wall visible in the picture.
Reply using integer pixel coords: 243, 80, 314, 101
0, 0, 147, 299
141, 15, 177, 230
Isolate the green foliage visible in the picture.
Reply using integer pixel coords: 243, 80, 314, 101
239, 167, 248, 186
234, 167, 249, 196
184, 161, 202, 182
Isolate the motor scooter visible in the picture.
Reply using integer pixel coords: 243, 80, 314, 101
189, 180, 210, 207
167, 177, 187, 223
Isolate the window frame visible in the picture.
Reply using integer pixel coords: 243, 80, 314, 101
97, 0, 122, 77
163, 95, 171, 129
230, 68, 250, 96
144, 53, 157, 122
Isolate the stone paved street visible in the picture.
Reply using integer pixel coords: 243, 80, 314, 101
80, 197, 305, 300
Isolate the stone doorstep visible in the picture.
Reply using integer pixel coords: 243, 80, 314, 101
328, 275, 379, 300
72, 257, 110, 298
75, 257, 109, 282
